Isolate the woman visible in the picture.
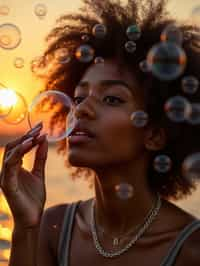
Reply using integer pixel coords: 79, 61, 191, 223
1, 0, 200, 265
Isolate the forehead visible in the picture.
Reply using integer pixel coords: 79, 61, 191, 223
81, 59, 137, 87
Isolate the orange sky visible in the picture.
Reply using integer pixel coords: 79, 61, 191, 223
0, 0, 199, 135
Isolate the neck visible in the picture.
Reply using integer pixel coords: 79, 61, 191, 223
93, 159, 157, 237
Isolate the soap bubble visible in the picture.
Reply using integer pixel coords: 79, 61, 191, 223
28, 90, 75, 143
126, 24, 141, 41
34, 3, 47, 19
0, 23, 21, 49
125, 41, 136, 53
187, 103, 200, 125
94, 57, 104, 64
153, 154, 172, 173
81, 34, 90, 42
130, 111, 148, 128
92, 24, 107, 38
0, 86, 13, 118
147, 42, 187, 81
164, 95, 192, 123
182, 76, 199, 95
161, 24, 183, 45
3, 90, 27, 125
182, 152, 200, 180
0, 5, 10, 16
0, 239, 10, 250
14, 57, 25, 68
75, 44, 95, 63
139, 60, 151, 73
54, 48, 71, 64
115, 183, 134, 200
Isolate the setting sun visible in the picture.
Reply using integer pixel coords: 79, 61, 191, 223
0, 89, 17, 109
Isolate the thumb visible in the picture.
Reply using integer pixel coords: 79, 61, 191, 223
32, 135, 48, 180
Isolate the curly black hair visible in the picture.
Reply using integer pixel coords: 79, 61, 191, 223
33, 0, 200, 200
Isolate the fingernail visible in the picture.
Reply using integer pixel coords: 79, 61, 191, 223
22, 137, 34, 146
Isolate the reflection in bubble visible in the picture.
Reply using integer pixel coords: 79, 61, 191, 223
125, 41, 136, 53
126, 25, 141, 41
164, 95, 192, 123
75, 44, 95, 63
14, 57, 25, 68
3, 90, 27, 125
153, 155, 172, 173
92, 24, 107, 39
115, 183, 134, 200
34, 3, 47, 19
28, 90, 75, 143
182, 153, 200, 180
0, 23, 21, 50
130, 111, 148, 128
147, 42, 187, 81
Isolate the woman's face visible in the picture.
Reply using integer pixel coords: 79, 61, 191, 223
67, 59, 147, 169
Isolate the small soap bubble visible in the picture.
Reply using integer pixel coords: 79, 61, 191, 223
182, 153, 200, 180
28, 90, 75, 142
139, 60, 151, 73
81, 34, 90, 42
54, 48, 71, 64
182, 76, 199, 95
115, 183, 134, 200
126, 24, 141, 41
92, 24, 107, 38
0, 5, 10, 16
3, 90, 27, 125
164, 95, 192, 123
125, 41, 136, 53
94, 57, 104, 64
187, 103, 200, 125
34, 3, 47, 19
0, 86, 13, 119
161, 24, 183, 45
153, 155, 172, 173
0, 23, 21, 50
14, 57, 25, 68
75, 44, 95, 63
147, 42, 187, 81
130, 111, 148, 128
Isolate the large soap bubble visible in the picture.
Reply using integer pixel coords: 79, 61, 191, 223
161, 24, 183, 45
3, 90, 27, 124
147, 42, 187, 81
0, 86, 13, 119
0, 23, 21, 50
28, 90, 75, 143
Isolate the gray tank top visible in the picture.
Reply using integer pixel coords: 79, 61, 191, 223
57, 201, 200, 266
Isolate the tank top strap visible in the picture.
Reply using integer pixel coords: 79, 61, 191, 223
160, 219, 200, 266
57, 201, 81, 266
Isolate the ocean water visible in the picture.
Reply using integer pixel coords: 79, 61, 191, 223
0, 146, 200, 265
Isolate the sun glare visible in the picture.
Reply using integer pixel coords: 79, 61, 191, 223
0, 89, 17, 108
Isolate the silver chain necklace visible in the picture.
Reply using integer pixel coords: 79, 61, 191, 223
90, 194, 162, 258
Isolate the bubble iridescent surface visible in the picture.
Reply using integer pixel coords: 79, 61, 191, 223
115, 183, 134, 200
34, 3, 47, 19
92, 24, 107, 38
3, 90, 27, 125
153, 155, 172, 173
126, 24, 141, 41
182, 152, 200, 180
125, 41, 136, 53
28, 90, 75, 143
0, 23, 21, 50
130, 111, 148, 128
75, 44, 95, 63
187, 103, 200, 125
161, 24, 183, 45
182, 76, 199, 95
147, 42, 187, 81
164, 95, 192, 123
14, 57, 25, 68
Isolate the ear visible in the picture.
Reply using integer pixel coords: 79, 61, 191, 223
144, 126, 166, 151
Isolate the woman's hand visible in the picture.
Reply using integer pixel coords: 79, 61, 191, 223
0, 122, 48, 229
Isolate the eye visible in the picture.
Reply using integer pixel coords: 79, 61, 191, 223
103, 96, 125, 105
73, 96, 85, 105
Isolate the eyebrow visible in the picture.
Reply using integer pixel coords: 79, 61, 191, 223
77, 80, 134, 95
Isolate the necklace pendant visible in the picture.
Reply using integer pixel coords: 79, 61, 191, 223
113, 238, 119, 246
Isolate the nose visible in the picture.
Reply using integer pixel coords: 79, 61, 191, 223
74, 96, 97, 120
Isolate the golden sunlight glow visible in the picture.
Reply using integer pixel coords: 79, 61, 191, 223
0, 89, 17, 108
0, 225, 12, 241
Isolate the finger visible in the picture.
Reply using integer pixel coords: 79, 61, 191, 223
32, 135, 48, 180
